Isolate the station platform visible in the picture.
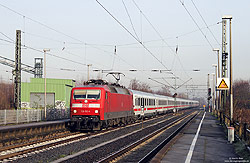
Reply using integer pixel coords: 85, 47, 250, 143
158, 111, 239, 163
0, 119, 69, 132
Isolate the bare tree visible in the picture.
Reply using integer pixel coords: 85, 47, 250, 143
154, 87, 171, 96
177, 93, 188, 99
232, 79, 250, 124
128, 79, 152, 93
0, 81, 14, 110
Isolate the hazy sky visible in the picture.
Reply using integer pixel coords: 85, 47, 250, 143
0, 0, 249, 98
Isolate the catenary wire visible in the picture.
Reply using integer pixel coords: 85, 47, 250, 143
96, 0, 198, 90
0, 33, 158, 88
1, 2, 193, 91
122, 0, 140, 41
190, 0, 221, 47
179, 0, 214, 50
132, 0, 193, 83
96, 0, 173, 76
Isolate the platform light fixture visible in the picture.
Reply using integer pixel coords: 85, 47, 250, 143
43, 48, 50, 120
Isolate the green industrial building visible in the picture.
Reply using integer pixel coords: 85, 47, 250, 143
21, 78, 75, 109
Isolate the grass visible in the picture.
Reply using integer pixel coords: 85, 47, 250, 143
233, 139, 250, 161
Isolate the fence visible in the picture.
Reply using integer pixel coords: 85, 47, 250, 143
0, 108, 70, 125
214, 109, 250, 147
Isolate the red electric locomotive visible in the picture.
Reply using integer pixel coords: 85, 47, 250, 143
68, 80, 134, 130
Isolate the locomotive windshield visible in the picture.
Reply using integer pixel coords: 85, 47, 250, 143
73, 89, 101, 100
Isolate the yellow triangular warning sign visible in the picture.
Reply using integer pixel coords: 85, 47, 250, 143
218, 79, 228, 89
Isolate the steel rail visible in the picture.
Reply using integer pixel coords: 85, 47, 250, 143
0, 131, 79, 153
0, 132, 87, 161
97, 111, 198, 163
0, 110, 194, 162
138, 111, 199, 163
0, 111, 181, 161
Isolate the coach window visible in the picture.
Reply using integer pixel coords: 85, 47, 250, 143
141, 98, 144, 107
135, 98, 139, 106
105, 92, 108, 99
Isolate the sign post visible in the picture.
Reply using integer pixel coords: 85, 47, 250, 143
141, 106, 144, 129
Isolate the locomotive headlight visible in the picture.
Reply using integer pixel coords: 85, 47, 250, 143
73, 110, 77, 113
95, 110, 98, 113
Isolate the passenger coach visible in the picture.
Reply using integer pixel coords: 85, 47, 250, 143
131, 90, 199, 118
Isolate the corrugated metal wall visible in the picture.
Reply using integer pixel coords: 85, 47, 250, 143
21, 78, 75, 108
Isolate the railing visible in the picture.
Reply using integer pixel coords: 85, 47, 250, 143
214, 109, 250, 147
0, 108, 70, 125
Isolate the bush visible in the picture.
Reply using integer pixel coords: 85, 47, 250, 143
0, 81, 14, 110
232, 79, 250, 124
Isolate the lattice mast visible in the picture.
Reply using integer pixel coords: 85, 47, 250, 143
14, 30, 21, 109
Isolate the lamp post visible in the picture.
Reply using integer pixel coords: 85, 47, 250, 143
211, 73, 215, 113
43, 49, 50, 120
213, 49, 220, 78
207, 73, 211, 112
213, 49, 221, 112
87, 64, 92, 81
212, 64, 218, 112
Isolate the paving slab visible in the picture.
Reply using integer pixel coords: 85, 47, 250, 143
161, 111, 238, 163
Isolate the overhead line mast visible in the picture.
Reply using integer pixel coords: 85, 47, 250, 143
221, 17, 229, 114
14, 30, 21, 109
0, 30, 43, 109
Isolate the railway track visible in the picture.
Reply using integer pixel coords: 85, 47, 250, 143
0, 131, 85, 161
97, 110, 199, 163
0, 110, 176, 162
0, 131, 78, 153
50, 110, 198, 163
0, 109, 197, 162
